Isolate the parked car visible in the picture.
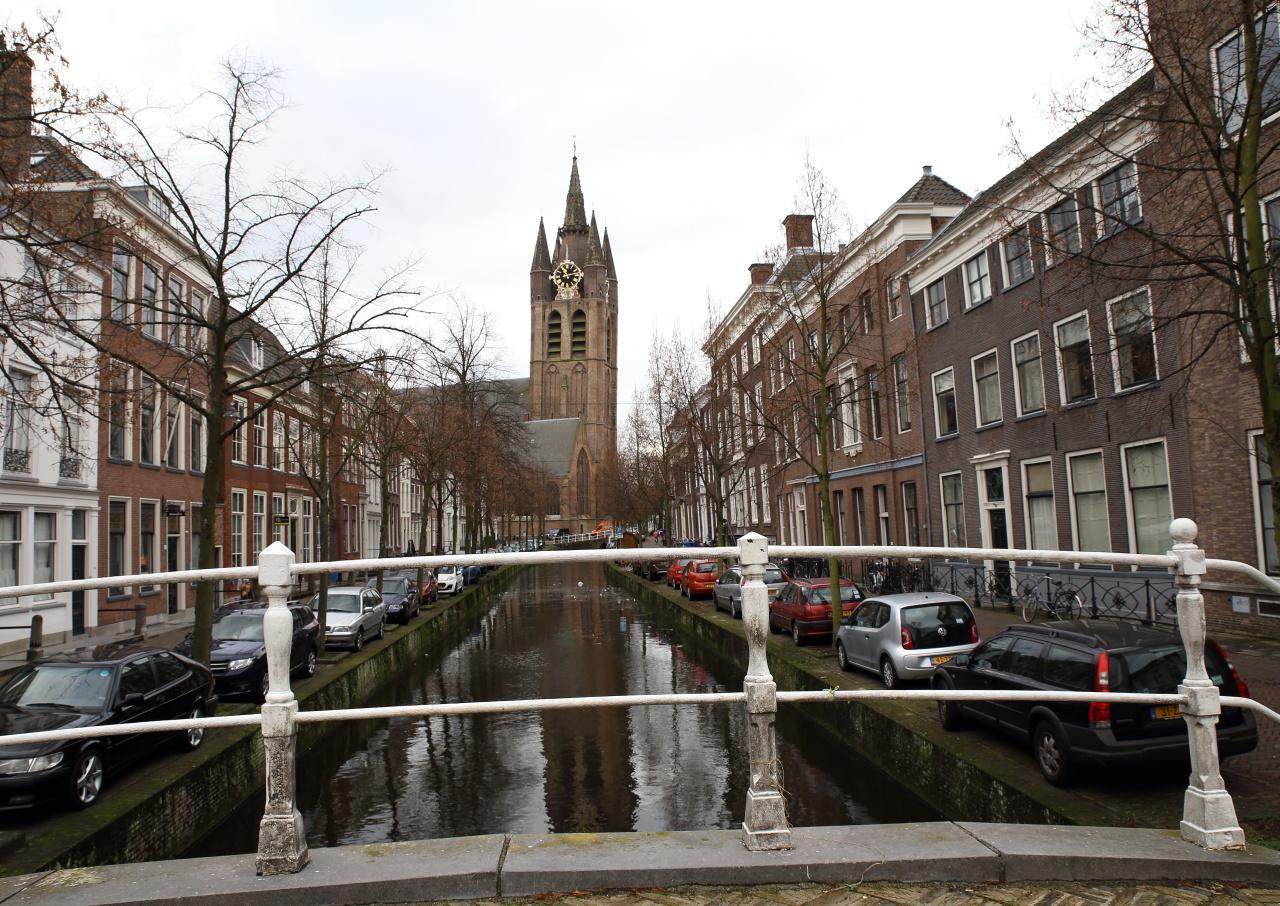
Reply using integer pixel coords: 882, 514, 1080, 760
0, 645, 216, 809
666, 558, 695, 589
679, 559, 722, 599
437, 566, 464, 595
463, 564, 483, 584
367, 574, 421, 624
313, 586, 387, 651
769, 578, 863, 645
175, 602, 320, 702
836, 593, 979, 689
712, 564, 789, 618
931, 620, 1258, 786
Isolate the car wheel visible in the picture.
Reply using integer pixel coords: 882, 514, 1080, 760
1034, 721, 1074, 786
792, 622, 803, 646
303, 648, 318, 678
836, 642, 851, 672
935, 683, 966, 730
375, 619, 385, 641
67, 747, 105, 809
730, 598, 740, 619
181, 704, 206, 751
880, 656, 899, 689
352, 629, 364, 652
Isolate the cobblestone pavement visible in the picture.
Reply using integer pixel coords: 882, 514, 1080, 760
422, 881, 1280, 905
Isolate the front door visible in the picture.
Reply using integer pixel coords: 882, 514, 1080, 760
988, 509, 1011, 599
166, 514, 182, 614
71, 544, 86, 635
978, 464, 1012, 601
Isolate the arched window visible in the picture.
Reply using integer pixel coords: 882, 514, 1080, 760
571, 309, 586, 359
605, 315, 612, 364
547, 311, 562, 358
571, 363, 587, 417
575, 449, 589, 515
543, 365, 560, 416
545, 482, 560, 516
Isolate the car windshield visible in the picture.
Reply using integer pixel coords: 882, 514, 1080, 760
212, 613, 265, 641
328, 593, 362, 613
0, 664, 113, 710
438, 567, 457, 576
1112, 643, 1231, 693
901, 602, 974, 650
381, 578, 409, 595
810, 585, 858, 604
763, 568, 785, 584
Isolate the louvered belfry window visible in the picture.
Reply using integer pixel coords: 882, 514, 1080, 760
571, 309, 587, 359
547, 311, 562, 358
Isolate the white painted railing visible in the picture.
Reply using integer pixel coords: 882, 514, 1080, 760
0, 517, 1277, 874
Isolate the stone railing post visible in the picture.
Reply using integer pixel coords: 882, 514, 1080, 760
255, 541, 309, 875
737, 531, 792, 850
1170, 518, 1245, 850
26, 614, 43, 662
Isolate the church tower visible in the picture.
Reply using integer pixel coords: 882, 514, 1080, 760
527, 156, 619, 522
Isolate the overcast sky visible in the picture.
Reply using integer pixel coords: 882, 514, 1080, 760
12, 0, 1106, 415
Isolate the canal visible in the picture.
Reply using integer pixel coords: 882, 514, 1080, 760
191, 563, 936, 854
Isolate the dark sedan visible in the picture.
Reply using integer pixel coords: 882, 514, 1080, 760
176, 603, 320, 702
366, 575, 421, 624
0, 646, 216, 809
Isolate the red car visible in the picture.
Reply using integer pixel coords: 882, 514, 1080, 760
769, 578, 864, 645
680, 559, 722, 599
666, 558, 695, 589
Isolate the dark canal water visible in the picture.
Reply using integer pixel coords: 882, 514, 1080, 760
190, 563, 936, 854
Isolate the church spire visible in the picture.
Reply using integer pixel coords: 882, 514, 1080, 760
586, 211, 605, 267
531, 217, 551, 271
563, 155, 588, 230
602, 228, 617, 280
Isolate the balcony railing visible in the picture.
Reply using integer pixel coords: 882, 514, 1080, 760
2, 446, 31, 473
1, 517, 1278, 877
58, 454, 83, 479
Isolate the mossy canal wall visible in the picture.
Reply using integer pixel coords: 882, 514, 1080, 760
0, 568, 521, 876
606, 563, 1154, 830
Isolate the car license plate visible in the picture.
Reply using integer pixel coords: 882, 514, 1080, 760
1152, 704, 1181, 720
931, 655, 953, 666
768, 589, 778, 598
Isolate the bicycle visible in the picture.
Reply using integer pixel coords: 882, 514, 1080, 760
1020, 579, 1085, 623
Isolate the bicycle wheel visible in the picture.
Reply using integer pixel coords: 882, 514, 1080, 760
1020, 592, 1040, 623
1057, 591, 1084, 620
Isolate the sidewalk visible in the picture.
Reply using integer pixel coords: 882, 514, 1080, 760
969, 601, 1280, 837
0, 609, 198, 678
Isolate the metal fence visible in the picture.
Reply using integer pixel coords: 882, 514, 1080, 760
1, 517, 1279, 877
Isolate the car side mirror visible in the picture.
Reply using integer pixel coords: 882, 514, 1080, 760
841, 616, 853, 627
953, 654, 971, 668
120, 692, 145, 708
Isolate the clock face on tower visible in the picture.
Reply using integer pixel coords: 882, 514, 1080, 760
551, 259, 584, 292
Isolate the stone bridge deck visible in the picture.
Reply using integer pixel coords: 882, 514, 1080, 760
2, 824, 1278, 906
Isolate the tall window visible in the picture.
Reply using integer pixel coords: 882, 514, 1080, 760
2, 371, 32, 465
1124, 441, 1171, 556
875, 485, 889, 544
231, 399, 247, 464
272, 412, 285, 470
1069, 451, 1111, 552
1253, 434, 1280, 573
167, 277, 184, 347
867, 367, 883, 439
1055, 314, 1095, 404
971, 350, 1002, 427
272, 494, 286, 544
892, 354, 911, 431
839, 369, 861, 447
1215, 10, 1280, 134
932, 368, 958, 437
925, 278, 947, 328
141, 263, 159, 338
252, 492, 267, 560
1097, 161, 1142, 234
139, 502, 158, 593
230, 490, 246, 568
165, 397, 182, 468
1023, 460, 1057, 551
0, 512, 17, 592
189, 402, 204, 472
1046, 197, 1081, 259
111, 246, 131, 322
1109, 290, 1157, 390
852, 488, 866, 545
887, 277, 902, 320
108, 500, 128, 597
571, 309, 587, 358
963, 252, 991, 307
840, 306, 853, 344
109, 369, 128, 460
941, 473, 966, 547
1012, 332, 1045, 415
139, 379, 157, 465
190, 293, 206, 350
860, 292, 874, 333
253, 406, 267, 466
301, 497, 313, 563
1003, 224, 1034, 285
902, 482, 919, 545
547, 311, 562, 358
288, 420, 300, 474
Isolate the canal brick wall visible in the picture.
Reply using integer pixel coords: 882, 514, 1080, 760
605, 563, 1155, 830
0, 567, 521, 876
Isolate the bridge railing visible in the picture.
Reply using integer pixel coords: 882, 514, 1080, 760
1, 517, 1278, 875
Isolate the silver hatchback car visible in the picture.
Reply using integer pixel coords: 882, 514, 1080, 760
711, 563, 789, 618
313, 586, 388, 651
835, 592, 979, 688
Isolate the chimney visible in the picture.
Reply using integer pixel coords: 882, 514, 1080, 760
0, 44, 33, 185
782, 213, 814, 251
748, 262, 773, 285
922, 165, 933, 176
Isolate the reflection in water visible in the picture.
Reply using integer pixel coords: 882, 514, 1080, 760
191, 563, 935, 854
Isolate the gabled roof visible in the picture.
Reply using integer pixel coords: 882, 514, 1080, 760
894, 170, 970, 207
524, 417, 581, 476
29, 135, 99, 182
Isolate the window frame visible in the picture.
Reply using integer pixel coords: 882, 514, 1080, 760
230, 489, 247, 568
1043, 196, 1082, 265
970, 348, 1003, 428
1020, 456, 1059, 555
1053, 311, 1097, 406
887, 276, 902, 320
1248, 428, 1280, 575
1093, 160, 1143, 237
1119, 437, 1174, 558
1065, 448, 1112, 556
1210, 7, 1280, 136
1001, 222, 1035, 289
138, 499, 159, 593
924, 278, 948, 329
1106, 287, 1159, 392
962, 251, 992, 309
107, 497, 131, 599
931, 366, 958, 439
1010, 330, 1047, 417
939, 471, 967, 549
892, 354, 911, 433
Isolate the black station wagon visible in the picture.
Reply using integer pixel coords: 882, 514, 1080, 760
931, 620, 1256, 786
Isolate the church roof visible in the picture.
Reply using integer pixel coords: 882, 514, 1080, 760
602, 228, 616, 280
531, 218, 551, 271
563, 156, 588, 229
586, 212, 605, 267
523, 417, 581, 476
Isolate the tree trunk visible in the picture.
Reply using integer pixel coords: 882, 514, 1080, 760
192, 370, 228, 666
